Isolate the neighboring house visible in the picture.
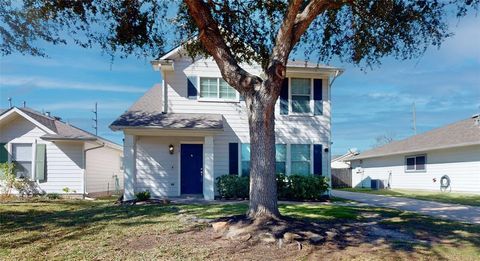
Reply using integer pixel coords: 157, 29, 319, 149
331, 149, 358, 169
330, 149, 358, 188
348, 115, 480, 193
110, 46, 343, 200
0, 107, 124, 196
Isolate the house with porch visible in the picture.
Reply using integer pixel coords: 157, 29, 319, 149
110, 47, 343, 200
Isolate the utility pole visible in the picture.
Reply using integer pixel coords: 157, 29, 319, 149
412, 102, 417, 135
92, 102, 98, 136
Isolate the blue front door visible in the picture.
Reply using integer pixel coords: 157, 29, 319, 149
181, 144, 203, 194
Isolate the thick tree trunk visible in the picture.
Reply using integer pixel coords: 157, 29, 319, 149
246, 82, 281, 220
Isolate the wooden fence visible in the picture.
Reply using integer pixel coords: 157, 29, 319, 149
331, 168, 352, 188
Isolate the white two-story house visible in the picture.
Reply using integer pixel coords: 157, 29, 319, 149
111, 46, 343, 200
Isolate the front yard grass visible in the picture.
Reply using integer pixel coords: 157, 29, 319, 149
339, 188, 480, 206
1, 198, 479, 260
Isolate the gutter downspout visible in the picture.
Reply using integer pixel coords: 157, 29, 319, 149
328, 69, 342, 197
83, 142, 105, 199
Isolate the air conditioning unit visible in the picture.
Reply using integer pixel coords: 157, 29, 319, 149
371, 179, 385, 190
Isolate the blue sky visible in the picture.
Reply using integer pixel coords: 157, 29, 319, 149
0, 15, 478, 155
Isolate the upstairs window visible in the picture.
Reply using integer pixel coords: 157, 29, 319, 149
405, 155, 426, 172
290, 78, 312, 114
199, 77, 238, 101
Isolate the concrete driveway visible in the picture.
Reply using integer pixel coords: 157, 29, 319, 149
332, 190, 480, 224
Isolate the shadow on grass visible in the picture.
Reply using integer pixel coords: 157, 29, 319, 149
0, 201, 180, 253
1, 200, 479, 260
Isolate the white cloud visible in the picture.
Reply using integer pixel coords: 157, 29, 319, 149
0, 75, 148, 93
38, 100, 130, 111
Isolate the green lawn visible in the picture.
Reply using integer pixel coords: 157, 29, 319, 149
0, 198, 479, 260
338, 188, 480, 206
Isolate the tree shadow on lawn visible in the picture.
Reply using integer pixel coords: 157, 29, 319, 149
182, 203, 480, 259
1, 201, 479, 260
0, 202, 180, 253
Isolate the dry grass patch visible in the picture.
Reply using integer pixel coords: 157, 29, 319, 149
0, 198, 479, 260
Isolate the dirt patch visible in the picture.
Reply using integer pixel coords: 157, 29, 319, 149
116, 214, 439, 260
122, 234, 160, 251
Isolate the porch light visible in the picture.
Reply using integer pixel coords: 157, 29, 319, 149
324, 147, 329, 153
169, 144, 174, 154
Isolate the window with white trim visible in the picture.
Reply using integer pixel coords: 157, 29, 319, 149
405, 155, 426, 172
240, 143, 287, 176
275, 144, 286, 174
291, 144, 311, 175
290, 78, 311, 114
199, 77, 238, 100
12, 143, 32, 178
241, 143, 250, 176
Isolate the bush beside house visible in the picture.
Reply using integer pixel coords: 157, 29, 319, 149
216, 174, 329, 201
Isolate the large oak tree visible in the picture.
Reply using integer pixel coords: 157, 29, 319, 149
1, 0, 477, 220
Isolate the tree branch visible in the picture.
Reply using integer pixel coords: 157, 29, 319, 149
184, 0, 260, 92
269, 0, 351, 78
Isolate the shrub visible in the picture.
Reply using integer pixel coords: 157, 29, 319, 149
0, 163, 17, 196
216, 175, 249, 199
135, 191, 151, 201
46, 193, 61, 200
217, 174, 329, 201
286, 175, 329, 200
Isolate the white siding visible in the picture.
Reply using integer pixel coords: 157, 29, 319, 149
0, 114, 84, 194
351, 145, 480, 193
135, 136, 203, 197
40, 141, 84, 193
85, 146, 124, 194
162, 57, 331, 181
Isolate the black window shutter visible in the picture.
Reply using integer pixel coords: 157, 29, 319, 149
280, 78, 289, 115
229, 143, 239, 175
187, 76, 198, 99
313, 144, 323, 175
313, 79, 323, 115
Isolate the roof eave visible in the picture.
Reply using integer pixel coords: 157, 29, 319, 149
349, 141, 480, 161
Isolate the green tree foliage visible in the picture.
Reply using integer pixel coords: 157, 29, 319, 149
1, 1, 477, 67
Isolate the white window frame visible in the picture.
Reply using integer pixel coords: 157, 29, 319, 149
289, 144, 312, 176
405, 154, 427, 173
11, 143, 34, 179
198, 77, 240, 102
288, 78, 314, 116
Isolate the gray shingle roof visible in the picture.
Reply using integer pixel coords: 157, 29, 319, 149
111, 111, 223, 130
1, 107, 121, 149
349, 116, 480, 160
110, 84, 223, 130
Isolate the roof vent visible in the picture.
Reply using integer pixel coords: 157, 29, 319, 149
473, 114, 480, 126
45, 111, 51, 117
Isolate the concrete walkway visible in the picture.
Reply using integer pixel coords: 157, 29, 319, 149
332, 190, 480, 224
